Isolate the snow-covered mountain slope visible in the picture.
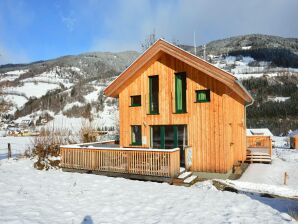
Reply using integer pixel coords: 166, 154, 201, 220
0, 34, 298, 135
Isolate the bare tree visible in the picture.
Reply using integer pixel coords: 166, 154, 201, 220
141, 30, 157, 52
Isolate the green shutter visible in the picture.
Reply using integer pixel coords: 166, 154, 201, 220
175, 73, 186, 113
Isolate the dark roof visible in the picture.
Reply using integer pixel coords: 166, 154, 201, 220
288, 129, 298, 137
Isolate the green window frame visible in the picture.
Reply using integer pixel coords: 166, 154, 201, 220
149, 75, 159, 114
175, 72, 187, 113
130, 95, 141, 107
131, 125, 142, 145
195, 89, 210, 103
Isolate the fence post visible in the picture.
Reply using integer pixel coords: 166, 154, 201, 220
8, 143, 12, 159
284, 172, 288, 185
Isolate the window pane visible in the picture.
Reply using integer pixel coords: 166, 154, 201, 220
131, 95, 141, 106
152, 126, 161, 148
132, 125, 142, 145
164, 126, 174, 149
196, 90, 210, 102
149, 76, 159, 113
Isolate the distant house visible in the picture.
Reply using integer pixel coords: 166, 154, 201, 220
246, 128, 273, 137
288, 130, 298, 149
246, 128, 273, 163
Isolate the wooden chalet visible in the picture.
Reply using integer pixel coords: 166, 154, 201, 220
60, 39, 253, 182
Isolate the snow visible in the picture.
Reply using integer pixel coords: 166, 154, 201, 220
247, 128, 274, 136
44, 114, 85, 133
0, 136, 33, 160
242, 46, 252, 50
0, 69, 28, 82
2, 94, 27, 109
0, 158, 293, 223
178, 171, 192, 179
228, 147, 298, 197
63, 101, 84, 111
184, 175, 197, 184
84, 86, 104, 102
5, 69, 29, 75
289, 130, 298, 138
268, 96, 291, 102
3, 82, 60, 98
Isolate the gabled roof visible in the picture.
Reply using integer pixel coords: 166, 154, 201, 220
104, 39, 253, 102
288, 129, 298, 137
246, 128, 273, 137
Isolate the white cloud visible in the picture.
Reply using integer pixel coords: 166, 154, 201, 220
61, 15, 76, 32
86, 0, 298, 51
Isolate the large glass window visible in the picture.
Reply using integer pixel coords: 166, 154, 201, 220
149, 76, 159, 114
131, 125, 142, 145
175, 73, 187, 113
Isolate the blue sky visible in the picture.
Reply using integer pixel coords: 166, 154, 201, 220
0, 0, 297, 65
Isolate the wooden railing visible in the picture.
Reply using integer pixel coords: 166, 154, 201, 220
60, 145, 180, 178
247, 136, 272, 157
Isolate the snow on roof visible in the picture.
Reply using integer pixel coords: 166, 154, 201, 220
246, 128, 273, 137
288, 129, 298, 137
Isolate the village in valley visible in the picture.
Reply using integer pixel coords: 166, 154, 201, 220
0, 1, 298, 223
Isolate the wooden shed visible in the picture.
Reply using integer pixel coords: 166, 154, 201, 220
104, 39, 253, 175
289, 130, 298, 149
246, 128, 273, 163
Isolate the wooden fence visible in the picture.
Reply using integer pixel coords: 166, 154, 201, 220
247, 136, 272, 157
60, 146, 180, 178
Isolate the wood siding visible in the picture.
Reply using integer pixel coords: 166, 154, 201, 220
290, 136, 298, 149
118, 52, 246, 173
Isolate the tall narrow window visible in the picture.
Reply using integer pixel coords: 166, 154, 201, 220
149, 76, 159, 114
195, 90, 210, 103
131, 125, 142, 145
175, 72, 187, 113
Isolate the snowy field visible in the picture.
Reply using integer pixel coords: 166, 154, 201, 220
0, 136, 33, 160
0, 136, 297, 223
0, 158, 294, 224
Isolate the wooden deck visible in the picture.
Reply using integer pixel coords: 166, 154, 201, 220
246, 136, 272, 164
246, 135, 272, 163
60, 143, 180, 179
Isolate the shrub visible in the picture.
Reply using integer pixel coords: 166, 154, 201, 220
32, 127, 77, 170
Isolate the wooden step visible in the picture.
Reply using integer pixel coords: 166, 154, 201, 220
178, 171, 192, 180
183, 175, 197, 184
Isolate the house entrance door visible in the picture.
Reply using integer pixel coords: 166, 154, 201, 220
151, 125, 187, 167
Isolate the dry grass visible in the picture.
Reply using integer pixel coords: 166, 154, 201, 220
79, 121, 98, 143
32, 127, 78, 170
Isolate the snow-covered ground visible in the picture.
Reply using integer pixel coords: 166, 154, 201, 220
238, 148, 298, 189
0, 158, 294, 223
3, 82, 60, 99
0, 69, 29, 82
0, 136, 297, 222
0, 136, 33, 160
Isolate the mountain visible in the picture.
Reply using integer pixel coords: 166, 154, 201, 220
0, 34, 298, 135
